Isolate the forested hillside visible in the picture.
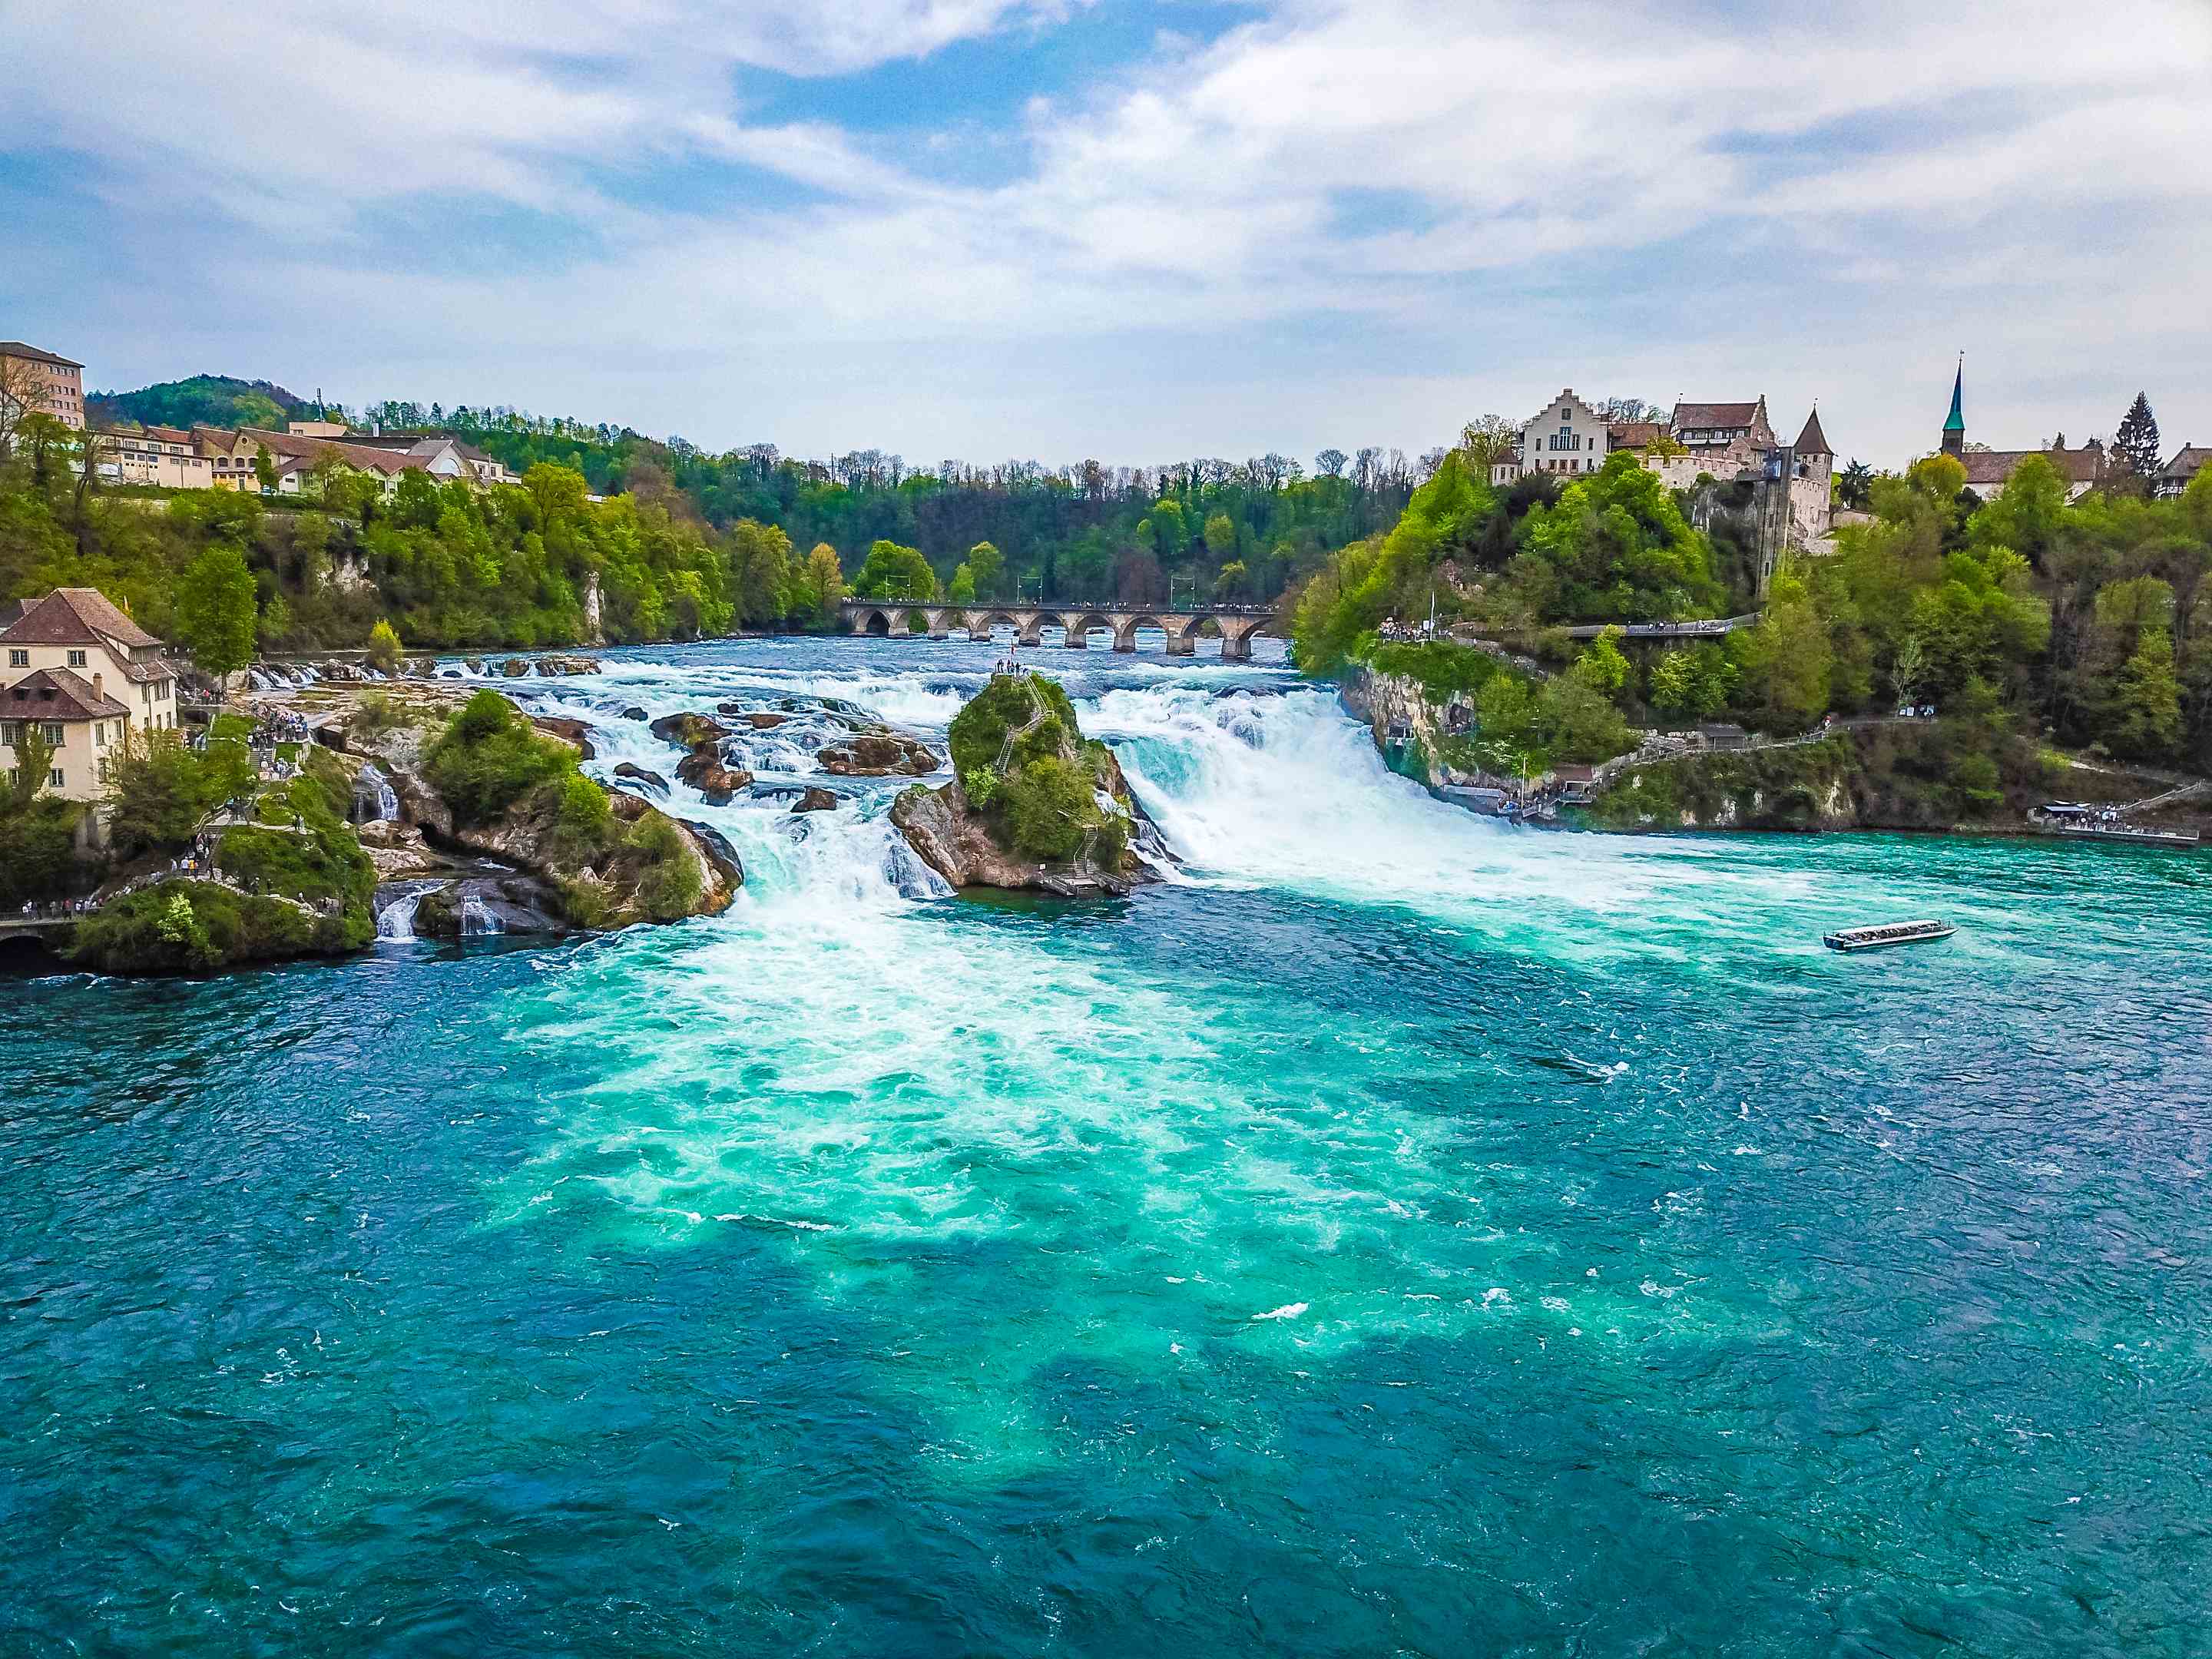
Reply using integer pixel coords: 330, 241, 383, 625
88, 375, 310, 433
1296, 440, 2212, 783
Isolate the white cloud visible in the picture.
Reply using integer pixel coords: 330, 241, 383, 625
3, 0, 2208, 463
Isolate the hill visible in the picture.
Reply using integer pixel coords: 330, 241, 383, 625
88, 374, 312, 432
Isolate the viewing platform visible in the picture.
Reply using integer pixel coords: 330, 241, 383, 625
837, 600, 1280, 660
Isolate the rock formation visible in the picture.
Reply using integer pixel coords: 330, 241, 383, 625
890, 672, 1151, 898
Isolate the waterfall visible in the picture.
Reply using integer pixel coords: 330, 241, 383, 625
375, 891, 421, 939
358, 763, 400, 823
460, 894, 505, 936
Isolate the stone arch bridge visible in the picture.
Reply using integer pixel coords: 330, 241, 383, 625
837, 600, 1280, 661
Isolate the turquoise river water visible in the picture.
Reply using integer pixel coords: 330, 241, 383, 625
3, 637, 2210, 1657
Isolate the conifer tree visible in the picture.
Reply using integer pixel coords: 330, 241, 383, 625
2112, 392, 2161, 479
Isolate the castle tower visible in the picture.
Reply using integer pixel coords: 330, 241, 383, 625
1942, 361, 1965, 457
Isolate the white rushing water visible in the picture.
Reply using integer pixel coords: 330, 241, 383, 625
374, 889, 421, 940
358, 762, 401, 823
496, 649, 1856, 945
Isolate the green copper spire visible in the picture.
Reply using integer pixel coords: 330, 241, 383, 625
1941, 359, 1965, 456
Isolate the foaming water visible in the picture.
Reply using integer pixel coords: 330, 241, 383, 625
6, 634, 2210, 1655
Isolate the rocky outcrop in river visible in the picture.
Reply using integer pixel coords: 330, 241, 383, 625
320, 684, 739, 930
889, 672, 1152, 898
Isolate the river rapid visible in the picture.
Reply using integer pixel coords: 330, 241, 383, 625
5, 635, 2210, 1657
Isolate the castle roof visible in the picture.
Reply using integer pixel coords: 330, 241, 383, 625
1674, 401, 1761, 430
1793, 409, 1832, 455
1944, 364, 1965, 434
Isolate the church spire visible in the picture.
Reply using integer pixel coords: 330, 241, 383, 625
1942, 358, 1965, 456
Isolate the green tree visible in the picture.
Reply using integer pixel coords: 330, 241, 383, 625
2108, 627, 2184, 759
801, 542, 846, 624
965, 540, 1005, 599
948, 564, 977, 604
1571, 625, 1630, 697
1204, 513, 1237, 562
103, 728, 253, 856
253, 442, 278, 494
728, 520, 796, 625
2111, 392, 2161, 483
1733, 565, 1833, 730
852, 538, 937, 601
366, 618, 402, 672
173, 544, 260, 690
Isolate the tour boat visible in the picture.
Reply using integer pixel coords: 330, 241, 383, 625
1823, 919, 1955, 952
2052, 823, 2200, 848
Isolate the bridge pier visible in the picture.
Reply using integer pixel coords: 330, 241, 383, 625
1111, 621, 1139, 654
1166, 632, 1195, 657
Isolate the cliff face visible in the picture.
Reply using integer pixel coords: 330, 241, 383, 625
1339, 668, 1483, 789
1579, 741, 1860, 833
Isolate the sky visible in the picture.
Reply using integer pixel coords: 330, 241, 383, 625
4, 0, 2209, 472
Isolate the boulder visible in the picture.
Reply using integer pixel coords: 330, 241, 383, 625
535, 656, 603, 677
499, 658, 530, 677
621, 705, 650, 722
463, 657, 485, 675
682, 821, 747, 891
675, 744, 753, 804
650, 711, 732, 747
817, 730, 939, 777
531, 715, 596, 759
791, 787, 840, 813
612, 762, 670, 793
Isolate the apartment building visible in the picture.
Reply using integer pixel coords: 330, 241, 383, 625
0, 342, 86, 430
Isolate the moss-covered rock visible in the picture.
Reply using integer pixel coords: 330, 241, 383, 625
70, 880, 367, 975
892, 672, 1149, 897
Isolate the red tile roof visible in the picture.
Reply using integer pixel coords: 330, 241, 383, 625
3, 667, 130, 721
0, 587, 162, 651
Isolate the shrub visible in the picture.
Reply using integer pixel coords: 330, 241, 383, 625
1366, 640, 1504, 703
628, 815, 702, 921
947, 674, 1081, 777
1001, 755, 1093, 859
422, 690, 576, 826
68, 880, 359, 974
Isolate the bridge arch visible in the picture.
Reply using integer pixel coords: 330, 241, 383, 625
853, 605, 898, 637
1058, 611, 1114, 650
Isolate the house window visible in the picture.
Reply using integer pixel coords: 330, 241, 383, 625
68, 649, 87, 667
7, 650, 24, 667
48, 768, 64, 788
0, 721, 18, 745
41, 722, 65, 746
